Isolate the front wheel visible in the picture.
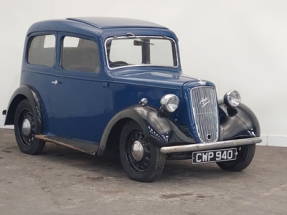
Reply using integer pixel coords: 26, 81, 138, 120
14, 99, 45, 155
216, 144, 256, 171
119, 121, 166, 182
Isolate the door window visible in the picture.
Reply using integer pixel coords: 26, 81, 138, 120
61, 36, 100, 73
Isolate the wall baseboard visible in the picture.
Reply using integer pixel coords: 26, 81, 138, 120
258, 135, 287, 147
0, 118, 13, 129
1, 118, 286, 147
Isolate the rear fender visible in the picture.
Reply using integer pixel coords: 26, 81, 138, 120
5, 85, 43, 131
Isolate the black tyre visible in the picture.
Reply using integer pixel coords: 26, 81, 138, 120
14, 99, 45, 155
119, 121, 166, 182
216, 144, 256, 171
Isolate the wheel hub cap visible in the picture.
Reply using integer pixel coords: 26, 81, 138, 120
22, 119, 31, 136
131, 140, 144, 161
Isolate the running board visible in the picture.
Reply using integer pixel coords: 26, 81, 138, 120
35, 135, 98, 155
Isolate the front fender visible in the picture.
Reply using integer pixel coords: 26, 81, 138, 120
98, 105, 196, 155
219, 100, 260, 140
5, 85, 43, 130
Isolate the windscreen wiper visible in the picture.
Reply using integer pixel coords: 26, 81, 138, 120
126, 32, 154, 45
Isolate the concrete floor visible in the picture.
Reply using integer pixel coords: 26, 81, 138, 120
0, 129, 286, 215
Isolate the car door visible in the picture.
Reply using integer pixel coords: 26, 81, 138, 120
50, 33, 107, 143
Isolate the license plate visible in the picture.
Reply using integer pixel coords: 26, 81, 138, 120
192, 148, 237, 164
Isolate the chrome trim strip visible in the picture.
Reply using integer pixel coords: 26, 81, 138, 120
160, 137, 262, 154
104, 36, 179, 70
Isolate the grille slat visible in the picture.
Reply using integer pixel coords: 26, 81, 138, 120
190, 87, 219, 143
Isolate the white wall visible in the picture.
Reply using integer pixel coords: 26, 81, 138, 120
0, 0, 286, 146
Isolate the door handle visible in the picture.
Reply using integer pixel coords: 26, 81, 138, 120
51, 80, 58, 85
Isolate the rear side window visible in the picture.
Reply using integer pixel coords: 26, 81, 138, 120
28, 35, 55, 67
61, 36, 100, 73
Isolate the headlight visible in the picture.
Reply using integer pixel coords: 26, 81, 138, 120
160, 94, 179, 112
224, 90, 241, 107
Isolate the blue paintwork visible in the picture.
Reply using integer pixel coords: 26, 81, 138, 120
5, 18, 260, 150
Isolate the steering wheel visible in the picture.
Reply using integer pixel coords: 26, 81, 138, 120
110, 61, 128, 67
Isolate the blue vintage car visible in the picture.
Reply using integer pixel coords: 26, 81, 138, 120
3, 17, 262, 182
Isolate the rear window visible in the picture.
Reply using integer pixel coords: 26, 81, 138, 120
28, 35, 55, 67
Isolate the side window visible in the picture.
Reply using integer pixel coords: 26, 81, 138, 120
61, 36, 100, 73
28, 35, 55, 67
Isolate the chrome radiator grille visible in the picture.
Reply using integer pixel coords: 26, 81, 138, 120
190, 86, 219, 143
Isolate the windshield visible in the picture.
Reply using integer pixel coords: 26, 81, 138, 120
105, 36, 178, 69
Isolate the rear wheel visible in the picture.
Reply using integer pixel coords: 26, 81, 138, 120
14, 99, 45, 155
119, 121, 166, 182
216, 144, 256, 171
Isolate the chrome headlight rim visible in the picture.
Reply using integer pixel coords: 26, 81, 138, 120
224, 90, 241, 108
160, 94, 179, 113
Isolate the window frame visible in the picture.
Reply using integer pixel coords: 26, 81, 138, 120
104, 36, 179, 70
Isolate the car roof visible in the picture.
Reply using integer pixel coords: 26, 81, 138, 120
27, 17, 177, 41
67, 17, 167, 29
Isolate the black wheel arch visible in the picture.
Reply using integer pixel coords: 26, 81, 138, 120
218, 100, 261, 140
5, 85, 44, 132
97, 105, 196, 156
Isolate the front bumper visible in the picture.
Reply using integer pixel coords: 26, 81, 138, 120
160, 137, 262, 154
